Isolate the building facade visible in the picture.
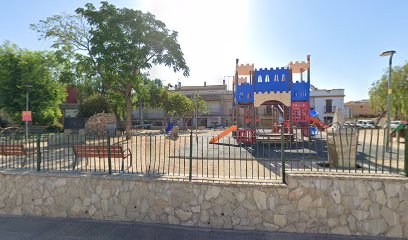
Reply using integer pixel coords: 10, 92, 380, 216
309, 85, 345, 124
175, 81, 233, 127
344, 99, 379, 119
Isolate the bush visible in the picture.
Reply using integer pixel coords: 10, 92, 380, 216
45, 122, 63, 132
78, 94, 112, 118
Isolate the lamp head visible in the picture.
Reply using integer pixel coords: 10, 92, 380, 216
380, 50, 396, 57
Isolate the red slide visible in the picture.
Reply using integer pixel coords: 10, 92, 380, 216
310, 118, 329, 130
209, 125, 237, 144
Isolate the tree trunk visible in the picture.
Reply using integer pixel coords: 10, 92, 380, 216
125, 84, 133, 132
183, 117, 188, 131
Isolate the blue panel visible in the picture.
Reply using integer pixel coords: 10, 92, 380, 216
291, 80, 310, 102
235, 83, 254, 103
254, 67, 291, 93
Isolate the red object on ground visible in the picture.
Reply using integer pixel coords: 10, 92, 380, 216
310, 118, 329, 130
236, 129, 256, 144
209, 125, 237, 144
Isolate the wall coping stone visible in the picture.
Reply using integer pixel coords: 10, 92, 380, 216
1, 169, 406, 187
286, 171, 408, 182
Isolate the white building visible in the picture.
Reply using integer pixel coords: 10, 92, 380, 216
309, 85, 345, 124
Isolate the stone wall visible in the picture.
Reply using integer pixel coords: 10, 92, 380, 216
0, 170, 407, 238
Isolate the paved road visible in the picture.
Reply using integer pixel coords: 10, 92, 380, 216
0, 215, 401, 240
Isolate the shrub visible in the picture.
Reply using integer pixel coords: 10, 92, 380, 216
78, 94, 112, 118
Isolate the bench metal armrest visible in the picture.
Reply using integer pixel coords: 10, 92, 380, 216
123, 148, 132, 159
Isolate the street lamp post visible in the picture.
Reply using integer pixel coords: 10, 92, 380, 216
23, 83, 32, 140
380, 50, 396, 152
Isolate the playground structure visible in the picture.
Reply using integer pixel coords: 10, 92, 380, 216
211, 55, 329, 144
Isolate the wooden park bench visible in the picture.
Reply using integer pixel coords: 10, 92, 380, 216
0, 144, 35, 167
72, 145, 132, 171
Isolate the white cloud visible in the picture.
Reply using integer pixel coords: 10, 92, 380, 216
134, 0, 252, 88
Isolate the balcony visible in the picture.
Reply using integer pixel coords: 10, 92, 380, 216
324, 106, 337, 113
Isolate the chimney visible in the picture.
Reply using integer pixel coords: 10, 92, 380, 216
178, 82, 181, 88
204, 81, 206, 87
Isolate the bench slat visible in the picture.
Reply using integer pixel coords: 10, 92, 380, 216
72, 145, 126, 158
0, 144, 32, 156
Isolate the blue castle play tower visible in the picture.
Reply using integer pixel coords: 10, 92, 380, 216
232, 56, 312, 143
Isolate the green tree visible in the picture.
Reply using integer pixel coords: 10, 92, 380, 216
0, 42, 66, 126
162, 92, 194, 129
32, 3, 189, 131
78, 94, 112, 118
75, 2, 189, 131
369, 63, 408, 120
30, 13, 98, 87
185, 93, 208, 129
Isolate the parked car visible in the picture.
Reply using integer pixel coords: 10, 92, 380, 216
383, 121, 406, 129
356, 120, 376, 129
132, 122, 153, 129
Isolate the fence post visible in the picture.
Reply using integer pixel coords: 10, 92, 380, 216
281, 124, 286, 184
149, 134, 152, 173
404, 128, 408, 176
189, 130, 193, 181
36, 134, 41, 171
107, 135, 112, 175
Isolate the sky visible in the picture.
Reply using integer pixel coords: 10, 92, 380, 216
0, 0, 407, 102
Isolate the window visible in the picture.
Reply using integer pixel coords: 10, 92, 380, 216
265, 75, 270, 82
282, 74, 286, 81
325, 99, 333, 112
258, 75, 262, 82
274, 75, 278, 82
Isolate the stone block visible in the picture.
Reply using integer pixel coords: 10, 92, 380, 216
297, 195, 312, 211
381, 206, 399, 226
274, 214, 287, 227
253, 189, 267, 210
331, 226, 351, 235
205, 186, 221, 200
386, 225, 403, 238
362, 219, 387, 235
330, 189, 341, 204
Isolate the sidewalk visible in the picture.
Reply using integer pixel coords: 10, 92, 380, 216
0, 215, 399, 240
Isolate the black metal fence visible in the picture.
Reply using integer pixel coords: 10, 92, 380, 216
0, 127, 406, 183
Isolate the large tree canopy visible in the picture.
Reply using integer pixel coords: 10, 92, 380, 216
0, 42, 66, 126
76, 2, 189, 130
32, 2, 189, 131
369, 63, 408, 120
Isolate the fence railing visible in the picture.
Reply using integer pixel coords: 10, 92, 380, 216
0, 127, 406, 183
